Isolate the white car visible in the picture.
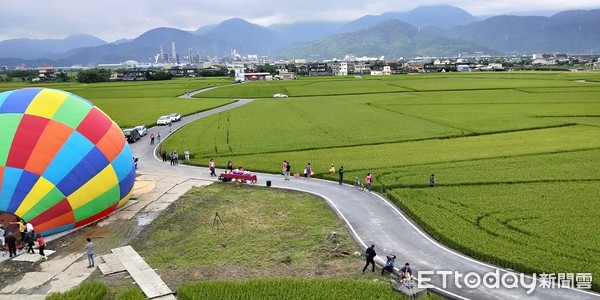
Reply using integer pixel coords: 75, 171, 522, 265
157, 115, 171, 125
134, 125, 147, 136
169, 113, 182, 122
273, 93, 288, 98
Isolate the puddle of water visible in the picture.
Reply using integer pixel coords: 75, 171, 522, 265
137, 212, 158, 226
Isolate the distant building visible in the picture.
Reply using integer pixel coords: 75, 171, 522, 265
456, 64, 471, 72
243, 72, 272, 81
37, 66, 55, 81
330, 61, 348, 76
370, 65, 391, 75
308, 63, 332, 76
278, 72, 296, 80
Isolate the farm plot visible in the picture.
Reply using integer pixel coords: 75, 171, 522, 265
388, 182, 600, 284
197, 76, 412, 98
169, 72, 600, 290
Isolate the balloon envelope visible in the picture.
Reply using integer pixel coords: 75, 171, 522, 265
0, 88, 135, 235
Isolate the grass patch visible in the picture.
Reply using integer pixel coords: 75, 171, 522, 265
132, 183, 369, 288
46, 281, 107, 300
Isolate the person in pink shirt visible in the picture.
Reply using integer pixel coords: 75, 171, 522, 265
36, 234, 47, 259
365, 173, 373, 192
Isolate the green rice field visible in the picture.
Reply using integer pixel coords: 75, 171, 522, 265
162, 72, 600, 291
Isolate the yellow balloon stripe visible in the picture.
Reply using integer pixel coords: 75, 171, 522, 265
67, 164, 118, 210
24, 89, 68, 119
14, 176, 54, 216
117, 189, 133, 208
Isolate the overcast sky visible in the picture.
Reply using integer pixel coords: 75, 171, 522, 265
2, 0, 598, 42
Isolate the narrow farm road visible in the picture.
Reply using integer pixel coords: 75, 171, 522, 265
130, 96, 599, 300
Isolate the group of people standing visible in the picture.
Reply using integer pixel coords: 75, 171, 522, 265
160, 149, 190, 165
149, 132, 161, 145
1, 218, 46, 259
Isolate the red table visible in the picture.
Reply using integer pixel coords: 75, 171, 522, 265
219, 173, 258, 183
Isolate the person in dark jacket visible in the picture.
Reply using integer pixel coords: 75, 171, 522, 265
25, 231, 35, 254
338, 166, 344, 185
362, 244, 377, 272
6, 232, 17, 258
381, 254, 396, 275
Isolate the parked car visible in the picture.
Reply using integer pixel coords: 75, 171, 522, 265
134, 125, 147, 136
169, 113, 182, 122
157, 115, 171, 125
273, 93, 288, 98
123, 128, 141, 143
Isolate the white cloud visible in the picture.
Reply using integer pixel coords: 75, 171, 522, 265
0, 0, 597, 41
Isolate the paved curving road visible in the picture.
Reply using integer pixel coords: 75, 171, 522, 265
129, 98, 599, 300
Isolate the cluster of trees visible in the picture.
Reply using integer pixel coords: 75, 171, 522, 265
0, 70, 71, 83
198, 66, 231, 77
77, 68, 112, 83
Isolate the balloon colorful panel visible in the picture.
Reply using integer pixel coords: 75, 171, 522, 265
0, 88, 135, 236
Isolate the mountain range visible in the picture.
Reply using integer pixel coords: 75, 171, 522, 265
0, 5, 599, 67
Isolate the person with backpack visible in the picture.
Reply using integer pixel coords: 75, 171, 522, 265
362, 244, 377, 272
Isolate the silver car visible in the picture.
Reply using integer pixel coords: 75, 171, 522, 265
135, 125, 147, 136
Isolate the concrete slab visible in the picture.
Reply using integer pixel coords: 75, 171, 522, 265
98, 253, 127, 275
10, 250, 56, 262
158, 175, 191, 185
153, 294, 177, 300
111, 245, 173, 299
46, 259, 99, 294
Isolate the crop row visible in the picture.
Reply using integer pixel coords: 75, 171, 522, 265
178, 278, 401, 300
387, 181, 600, 291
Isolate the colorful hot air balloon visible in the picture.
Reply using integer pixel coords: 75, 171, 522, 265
0, 88, 135, 236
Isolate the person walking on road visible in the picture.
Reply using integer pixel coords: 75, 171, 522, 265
338, 166, 344, 185
156, 132, 161, 143
86, 238, 95, 268
150, 133, 155, 145
285, 161, 291, 180
161, 149, 167, 162
382, 254, 396, 275
365, 173, 373, 192
282, 160, 287, 175
209, 159, 216, 177
362, 244, 377, 272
